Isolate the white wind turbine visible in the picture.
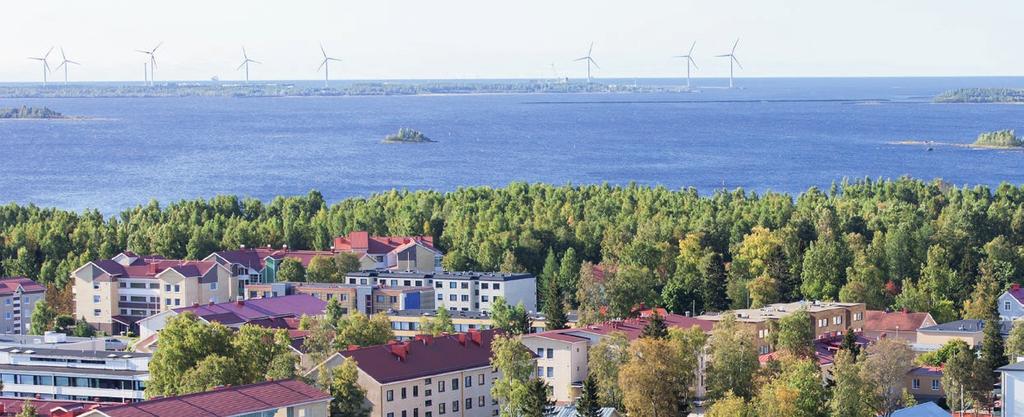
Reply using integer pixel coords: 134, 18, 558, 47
317, 43, 342, 88
574, 42, 600, 83
54, 47, 80, 85
27, 47, 54, 86
715, 39, 743, 88
673, 41, 699, 89
136, 42, 162, 86
237, 47, 261, 83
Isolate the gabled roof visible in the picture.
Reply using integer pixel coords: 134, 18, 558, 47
339, 330, 499, 384
88, 379, 330, 417
864, 310, 936, 332
333, 231, 437, 254
527, 309, 714, 344
0, 277, 45, 295
1006, 283, 1024, 304
918, 319, 1012, 336
173, 295, 326, 325
0, 397, 104, 417
208, 248, 335, 270
891, 401, 950, 417
85, 255, 217, 281
758, 333, 873, 366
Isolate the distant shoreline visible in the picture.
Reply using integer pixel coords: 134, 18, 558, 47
890, 140, 1024, 151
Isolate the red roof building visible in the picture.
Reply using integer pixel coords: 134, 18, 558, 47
78, 379, 331, 417
863, 310, 937, 343
0, 398, 104, 417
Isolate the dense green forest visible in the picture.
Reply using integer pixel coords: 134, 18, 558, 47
3, 178, 1024, 322
934, 88, 1024, 103
0, 106, 63, 119
974, 129, 1024, 148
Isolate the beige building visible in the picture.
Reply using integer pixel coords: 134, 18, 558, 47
862, 310, 937, 344
72, 252, 238, 335
78, 379, 331, 417
916, 319, 1012, 348
697, 301, 867, 355
386, 309, 572, 339
309, 330, 507, 417
244, 282, 435, 316
0, 277, 46, 335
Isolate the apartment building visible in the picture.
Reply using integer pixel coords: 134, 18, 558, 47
916, 319, 1012, 348
0, 277, 46, 335
697, 301, 867, 355
862, 310, 937, 344
309, 330, 508, 417
386, 309, 574, 340
136, 294, 326, 340
520, 310, 714, 404
333, 231, 443, 272
904, 366, 944, 404
71, 252, 238, 335
78, 379, 331, 417
244, 282, 435, 315
0, 346, 149, 402
346, 271, 537, 313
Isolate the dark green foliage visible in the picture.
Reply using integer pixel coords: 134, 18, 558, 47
542, 272, 568, 331
935, 88, 1024, 103
839, 330, 860, 359
575, 375, 602, 417
981, 318, 1008, 372
522, 378, 554, 417
640, 311, 668, 339
277, 258, 306, 282
974, 130, 1023, 148
0, 106, 62, 119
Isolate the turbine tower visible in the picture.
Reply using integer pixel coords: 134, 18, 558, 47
136, 42, 162, 86
673, 41, 699, 89
54, 47, 80, 85
574, 42, 600, 83
237, 47, 260, 83
27, 47, 53, 86
715, 39, 743, 88
317, 43, 342, 88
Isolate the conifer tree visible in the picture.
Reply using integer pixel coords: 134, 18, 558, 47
640, 311, 668, 339
543, 274, 568, 331
575, 375, 601, 417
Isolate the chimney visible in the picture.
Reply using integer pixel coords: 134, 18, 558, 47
347, 344, 359, 351
192, 302, 200, 307
1013, 283, 1021, 291
240, 244, 246, 249
457, 333, 467, 346
148, 262, 158, 274
283, 244, 288, 250
235, 300, 244, 307
469, 330, 482, 346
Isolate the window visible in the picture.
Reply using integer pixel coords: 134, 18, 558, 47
388, 413, 394, 417
425, 378, 432, 385
390, 279, 398, 286
461, 282, 469, 289
482, 295, 489, 302
174, 284, 180, 292
93, 309, 101, 317
165, 284, 171, 291
387, 390, 394, 401
452, 401, 459, 412
174, 299, 181, 306
438, 380, 445, 392
426, 413, 432, 417
377, 295, 385, 303
536, 348, 543, 356
449, 295, 457, 302
436, 282, 443, 288
165, 298, 172, 305
546, 367, 553, 377
360, 279, 368, 285
452, 378, 459, 390
401, 387, 407, 399
413, 385, 419, 397
93, 295, 101, 303
465, 376, 472, 387
415, 280, 422, 286
390, 296, 398, 303
481, 283, 489, 289
439, 403, 446, 415
403, 280, 411, 286
546, 349, 553, 359
425, 389, 432, 396
492, 283, 500, 290
479, 396, 485, 407
402, 411, 407, 417
461, 295, 469, 302
912, 379, 920, 389
118, 282, 126, 288
833, 316, 842, 325
437, 294, 443, 301
3, 312, 10, 320
465, 398, 472, 410
479, 374, 485, 385
931, 380, 940, 390
210, 282, 218, 290
449, 282, 457, 289
537, 367, 543, 377
93, 282, 100, 290
1007, 301, 1012, 311
149, 283, 159, 289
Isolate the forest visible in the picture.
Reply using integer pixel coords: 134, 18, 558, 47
3, 177, 1024, 322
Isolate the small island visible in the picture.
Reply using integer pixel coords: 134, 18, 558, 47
382, 128, 436, 144
0, 106, 64, 119
934, 88, 1024, 104
973, 129, 1023, 148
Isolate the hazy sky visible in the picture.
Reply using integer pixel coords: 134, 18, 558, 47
3, 0, 1020, 82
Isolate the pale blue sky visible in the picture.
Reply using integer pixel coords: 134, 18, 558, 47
3, 0, 1021, 82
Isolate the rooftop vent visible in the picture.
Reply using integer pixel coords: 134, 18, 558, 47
107, 354, 118, 358
23, 350, 34, 354
9, 349, 20, 353
121, 354, 132, 358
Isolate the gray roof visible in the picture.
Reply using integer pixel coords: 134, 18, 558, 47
546, 406, 618, 417
998, 361, 1024, 372
917, 319, 1012, 336
891, 402, 949, 417
0, 346, 150, 360
347, 270, 535, 282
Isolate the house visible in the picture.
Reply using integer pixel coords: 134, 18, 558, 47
136, 294, 327, 340
244, 281, 435, 315
698, 301, 867, 355
863, 310, 937, 344
521, 310, 714, 404
1000, 360, 1024, 417
891, 401, 951, 417
205, 246, 336, 285
916, 319, 1012, 348
0, 398, 104, 417
0, 346, 149, 402
71, 252, 238, 335
346, 271, 537, 313
386, 309, 577, 340
904, 366, 945, 403
0, 277, 46, 335
999, 283, 1024, 320
308, 329, 507, 417
77, 379, 331, 417
333, 231, 443, 272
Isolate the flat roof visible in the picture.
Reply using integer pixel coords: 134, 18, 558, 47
918, 319, 1012, 336
388, 308, 575, 321
0, 346, 150, 360
698, 301, 862, 322
0, 363, 148, 378
347, 270, 535, 282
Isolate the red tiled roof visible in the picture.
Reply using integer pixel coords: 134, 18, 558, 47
340, 330, 498, 384
0, 277, 45, 295
864, 310, 936, 332
908, 366, 943, 377
332, 231, 436, 254
532, 310, 714, 343
173, 295, 326, 326
211, 248, 335, 270
1007, 284, 1024, 304
90, 256, 217, 280
0, 397, 105, 417
92, 380, 330, 417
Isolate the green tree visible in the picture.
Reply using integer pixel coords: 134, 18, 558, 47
180, 354, 240, 393
776, 308, 814, 358
334, 312, 394, 348
861, 338, 915, 416
576, 262, 607, 326
145, 312, 234, 398
942, 347, 981, 415
422, 307, 455, 336
916, 339, 971, 367
540, 249, 559, 309
828, 350, 874, 417
1007, 320, 1024, 361
800, 239, 849, 300
277, 258, 306, 282
619, 337, 693, 417
701, 252, 730, 312
325, 297, 345, 323
307, 255, 341, 283
542, 270, 568, 330
981, 317, 1008, 371
28, 299, 55, 335
963, 267, 1002, 320
53, 314, 75, 333
706, 315, 759, 400
606, 265, 659, 318
232, 324, 296, 384
640, 311, 668, 339
753, 357, 828, 417
574, 375, 602, 417
839, 330, 860, 360
706, 391, 750, 417
16, 400, 38, 417
322, 357, 370, 417
491, 334, 536, 417
521, 378, 553, 417
558, 247, 580, 307
71, 319, 94, 337
333, 252, 362, 276
588, 331, 629, 410
492, 297, 531, 335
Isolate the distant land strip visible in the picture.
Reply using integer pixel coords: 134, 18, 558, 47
522, 98, 897, 105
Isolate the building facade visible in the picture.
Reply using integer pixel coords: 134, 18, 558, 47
0, 347, 149, 402
386, 309, 568, 340
346, 271, 536, 313
999, 283, 1024, 320
0, 277, 46, 335
1000, 361, 1024, 417
697, 301, 867, 355
916, 319, 1012, 348
333, 231, 443, 272
71, 252, 238, 335
244, 282, 435, 315
862, 310, 937, 344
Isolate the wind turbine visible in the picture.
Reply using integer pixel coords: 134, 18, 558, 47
574, 42, 600, 83
673, 41, 699, 89
317, 43, 342, 88
237, 47, 260, 83
715, 39, 743, 88
136, 42, 162, 86
54, 47, 80, 85
27, 47, 53, 86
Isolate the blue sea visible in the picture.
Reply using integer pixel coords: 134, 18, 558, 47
1, 77, 1023, 214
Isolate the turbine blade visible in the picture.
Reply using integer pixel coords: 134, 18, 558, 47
68, 60, 80, 65
251, 59, 262, 64
151, 56, 158, 69
237, 61, 246, 71
136, 50, 151, 54
689, 41, 696, 56
715, 54, 730, 58
242, 47, 248, 59
152, 42, 163, 53
328, 57, 342, 62
320, 43, 327, 58
689, 57, 698, 69
44, 62, 51, 72
56, 62, 65, 70
732, 38, 740, 54
44, 47, 54, 59
589, 58, 600, 69
732, 56, 743, 69
588, 42, 594, 56
574, 57, 588, 62
60, 47, 66, 60
318, 59, 327, 71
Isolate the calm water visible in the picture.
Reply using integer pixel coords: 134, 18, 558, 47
1, 77, 1023, 213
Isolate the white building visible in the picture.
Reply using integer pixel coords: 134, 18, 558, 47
1000, 360, 1024, 417
998, 284, 1024, 320
0, 346, 149, 402
346, 271, 537, 313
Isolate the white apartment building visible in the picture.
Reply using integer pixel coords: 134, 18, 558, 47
0, 277, 46, 335
0, 346, 149, 402
345, 271, 536, 313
